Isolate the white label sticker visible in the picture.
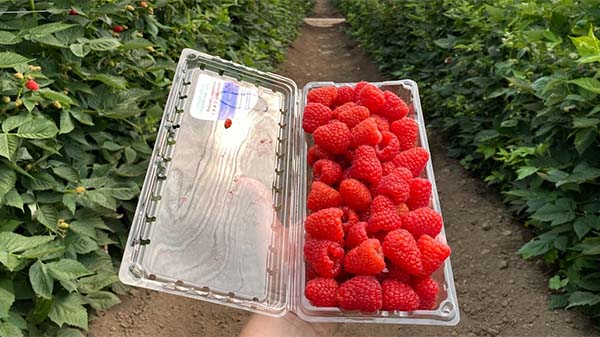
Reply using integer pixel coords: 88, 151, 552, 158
189, 74, 259, 121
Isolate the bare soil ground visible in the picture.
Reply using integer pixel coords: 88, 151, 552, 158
90, 1, 595, 336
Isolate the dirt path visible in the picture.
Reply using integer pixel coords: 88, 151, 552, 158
90, 1, 594, 336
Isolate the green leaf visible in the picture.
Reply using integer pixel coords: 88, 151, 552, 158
29, 260, 53, 299
88, 74, 127, 90
47, 259, 92, 281
516, 166, 538, 180
35, 205, 59, 231
51, 165, 79, 182
124, 147, 137, 163
0, 164, 17, 199
0, 279, 14, 319
0, 31, 21, 45
519, 237, 553, 259
103, 186, 140, 200
556, 162, 600, 186
122, 38, 153, 50
0, 220, 21, 232
30, 297, 53, 325
26, 23, 77, 39
4, 188, 23, 211
0, 321, 23, 337
549, 275, 565, 290
69, 109, 94, 126
69, 220, 97, 239
568, 78, 600, 94
6, 312, 26, 330
39, 89, 74, 105
531, 198, 576, 226
57, 328, 85, 337
48, 293, 88, 330
21, 240, 65, 259
574, 128, 597, 154
69, 44, 89, 58
570, 25, 600, 63
86, 37, 121, 51
84, 190, 117, 210
0, 232, 54, 253
16, 118, 59, 139
566, 291, 600, 309
0, 52, 32, 68
77, 272, 119, 294
574, 215, 597, 239
63, 194, 76, 215
60, 110, 75, 134
83, 291, 120, 311
572, 117, 600, 128
2, 114, 32, 133
0, 133, 20, 162
67, 235, 98, 255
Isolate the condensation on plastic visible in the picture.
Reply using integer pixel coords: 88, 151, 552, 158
119, 49, 459, 325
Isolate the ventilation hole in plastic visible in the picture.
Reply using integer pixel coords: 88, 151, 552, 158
228, 292, 235, 298
201, 286, 210, 292
199, 63, 206, 70
218, 70, 224, 76
442, 302, 453, 314
151, 195, 161, 201
179, 94, 188, 100
175, 280, 184, 286
139, 239, 151, 246
148, 274, 156, 280
145, 215, 156, 222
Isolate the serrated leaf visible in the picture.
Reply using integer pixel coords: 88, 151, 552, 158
103, 186, 140, 200
35, 205, 59, 231
124, 146, 137, 163
0, 133, 20, 162
69, 43, 89, 58
63, 194, 76, 215
83, 291, 120, 311
39, 89, 74, 105
122, 38, 153, 50
59, 110, 75, 135
69, 109, 94, 126
28, 171, 61, 191
548, 275, 563, 290
69, 220, 98, 239
84, 190, 117, 210
29, 260, 53, 299
531, 198, 576, 226
0, 321, 22, 337
568, 78, 600, 94
0, 232, 54, 253
77, 272, 119, 294
573, 117, 600, 128
574, 128, 597, 154
574, 215, 597, 239
519, 237, 553, 259
57, 328, 85, 337
47, 259, 92, 282
2, 114, 32, 133
0, 279, 14, 319
0, 219, 21, 232
88, 74, 127, 90
566, 291, 600, 309
27, 23, 77, 39
0, 31, 21, 45
86, 37, 121, 51
21, 240, 65, 259
16, 118, 59, 139
0, 52, 32, 68
6, 312, 26, 330
48, 293, 88, 330
4, 188, 23, 210
516, 166, 538, 180
68, 235, 98, 255
557, 162, 600, 186
0, 164, 17, 199
102, 141, 122, 151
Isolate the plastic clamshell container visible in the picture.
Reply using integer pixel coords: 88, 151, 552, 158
119, 48, 460, 325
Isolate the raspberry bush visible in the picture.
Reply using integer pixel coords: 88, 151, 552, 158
0, 0, 311, 335
337, 0, 600, 319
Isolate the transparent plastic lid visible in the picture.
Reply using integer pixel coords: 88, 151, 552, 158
119, 49, 299, 316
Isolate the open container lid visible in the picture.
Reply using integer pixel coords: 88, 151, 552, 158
119, 49, 301, 317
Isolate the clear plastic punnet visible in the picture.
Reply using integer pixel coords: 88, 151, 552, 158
119, 49, 460, 325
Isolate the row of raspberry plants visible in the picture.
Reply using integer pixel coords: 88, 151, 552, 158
0, 0, 311, 336
336, 0, 600, 319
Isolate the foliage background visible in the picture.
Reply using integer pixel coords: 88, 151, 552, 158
336, 0, 600, 321
0, 0, 311, 336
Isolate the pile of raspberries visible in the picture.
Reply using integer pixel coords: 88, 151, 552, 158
302, 82, 451, 312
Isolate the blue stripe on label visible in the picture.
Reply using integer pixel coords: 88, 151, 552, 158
219, 82, 239, 120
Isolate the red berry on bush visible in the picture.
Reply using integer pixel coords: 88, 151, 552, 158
113, 25, 125, 33
25, 79, 39, 91
69, 9, 78, 16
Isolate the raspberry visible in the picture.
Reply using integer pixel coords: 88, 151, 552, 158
339, 179, 371, 212
338, 105, 370, 129
381, 161, 396, 176
392, 147, 429, 177
379, 91, 409, 121
375, 168, 410, 204
381, 280, 419, 311
337, 276, 382, 312
341, 168, 353, 181
375, 131, 400, 162
413, 277, 439, 310
368, 195, 402, 233
341, 206, 360, 233
351, 118, 382, 148
307, 86, 338, 107
307, 181, 342, 212
417, 235, 451, 276
344, 239, 385, 275
69, 9, 78, 15
385, 264, 411, 283
353, 81, 369, 101
313, 159, 342, 185
304, 239, 345, 278
332, 102, 356, 119
402, 207, 443, 239
313, 121, 352, 155
383, 229, 424, 275
390, 117, 419, 151
307, 144, 333, 166
369, 231, 387, 244
397, 203, 410, 216
371, 114, 390, 132
350, 145, 382, 185
305, 207, 344, 243
306, 264, 318, 281
357, 84, 385, 113
25, 79, 39, 91
302, 103, 333, 133
391, 167, 414, 183
334, 86, 355, 106
406, 178, 432, 209
113, 25, 125, 33
305, 277, 338, 307
346, 222, 369, 249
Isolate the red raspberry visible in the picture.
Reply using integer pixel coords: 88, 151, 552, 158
69, 9, 78, 15
344, 239, 385, 275
337, 276, 382, 312
379, 91, 409, 121
341, 167, 353, 181
341, 206, 360, 233
418, 235, 451, 276
334, 86, 355, 106
413, 277, 439, 310
369, 231, 387, 244
391, 167, 414, 183
353, 81, 369, 101
307, 144, 333, 166
381, 280, 419, 311
339, 179, 371, 212
350, 145, 382, 185
306, 264, 318, 281
390, 117, 419, 151
305, 277, 338, 307
346, 222, 369, 249
392, 147, 429, 177
357, 84, 385, 113
382, 229, 424, 276
25, 79, 39, 91
332, 102, 356, 119
351, 118, 382, 148
402, 207, 443, 239
307, 86, 338, 107
381, 161, 396, 176
368, 195, 402, 233
313, 121, 351, 155
304, 239, 345, 278
313, 159, 342, 185
302, 103, 333, 133
385, 264, 411, 283
338, 105, 370, 129
406, 178, 432, 209
397, 203, 410, 216
371, 114, 390, 132
113, 25, 125, 33
375, 168, 410, 204
305, 208, 344, 243
375, 131, 400, 162
307, 181, 342, 212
